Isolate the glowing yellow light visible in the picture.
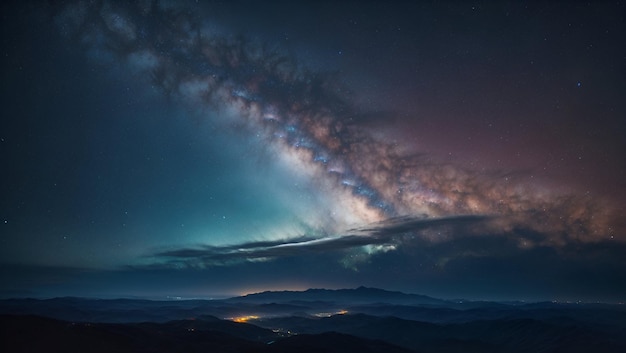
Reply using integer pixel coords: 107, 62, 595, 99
338, 310, 348, 315
232, 315, 260, 323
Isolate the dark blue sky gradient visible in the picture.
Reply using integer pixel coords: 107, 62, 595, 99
1, 1, 625, 302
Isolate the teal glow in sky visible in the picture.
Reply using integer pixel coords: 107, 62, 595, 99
1, 1, 625, 302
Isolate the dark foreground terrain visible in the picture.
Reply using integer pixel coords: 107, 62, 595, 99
1, 287, 625, 352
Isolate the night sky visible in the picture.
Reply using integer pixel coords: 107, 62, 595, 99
1, 1, 625, 302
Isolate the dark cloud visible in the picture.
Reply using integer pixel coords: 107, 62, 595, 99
148, 215, 490, 267
352, 214, 489, 236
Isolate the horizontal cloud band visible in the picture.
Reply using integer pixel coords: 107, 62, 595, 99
148, 215, 489, 267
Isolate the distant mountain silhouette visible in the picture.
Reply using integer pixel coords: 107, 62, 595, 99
257, 313, 626, 353
1, 288, 625, 352
268, 331, 413, 353
0, 315, 411, 353
227, 286, 447, 306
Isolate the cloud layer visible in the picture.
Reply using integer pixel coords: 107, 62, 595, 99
148, 215, 489, 267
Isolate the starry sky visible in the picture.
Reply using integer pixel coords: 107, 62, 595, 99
1, 1, 625, 302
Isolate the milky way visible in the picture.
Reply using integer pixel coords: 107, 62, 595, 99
3, 0, 626, 301
51, 1, 623, 269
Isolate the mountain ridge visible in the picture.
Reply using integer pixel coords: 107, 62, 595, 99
2, 289, 625, 353
228, 286, 448, 306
